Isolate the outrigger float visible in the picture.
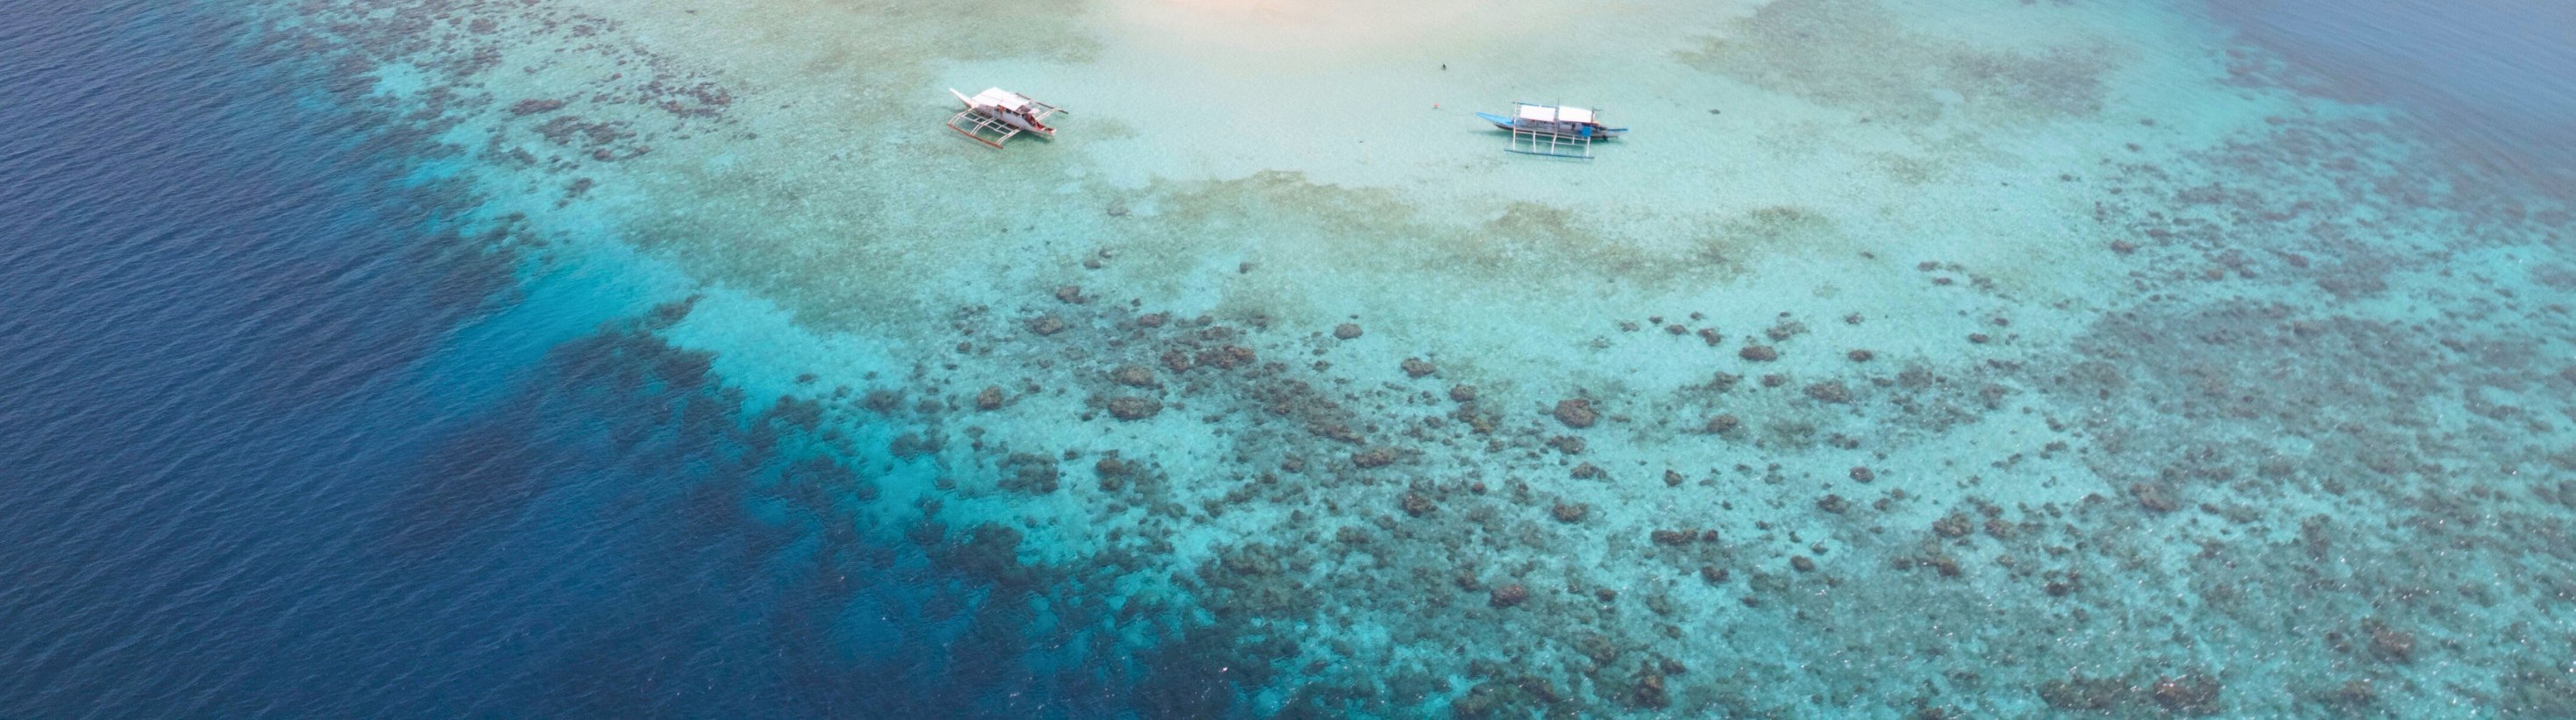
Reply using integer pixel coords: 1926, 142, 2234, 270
1477, 103, 1626, 159
945, 88, 1064, 149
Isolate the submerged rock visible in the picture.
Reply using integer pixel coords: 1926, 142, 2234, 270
1401, 357, 1437, 378
1093, 456, 1132, 478
1107, 396, 1163, 420
2131, 482, 2179, 513
1333, 323, 1363, 339
2365, 619, 2416, 664
1028, 314, 1067, 335
2150, 672, 2224, 716
1554, 398, 1598, 428
1197, 345, 1257, 369
997, 453, 1061, 494
2037, 674, 2128, 710
508, 98, 566, 115
1401, 491, 1435, 517
1765, 318, 1808, 341
1111, 365, 1158, 388
1354, 446, 1398, 468
1626, 667, 1669, 709
2327, 680, 2376, 708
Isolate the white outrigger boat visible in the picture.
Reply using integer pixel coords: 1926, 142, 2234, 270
1477, 103, 1626, 159
945, 88, 1064, 149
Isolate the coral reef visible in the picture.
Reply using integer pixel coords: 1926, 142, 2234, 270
263, 0, 2576, 715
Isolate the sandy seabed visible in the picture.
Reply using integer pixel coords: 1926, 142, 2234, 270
253, 0, 2576, 715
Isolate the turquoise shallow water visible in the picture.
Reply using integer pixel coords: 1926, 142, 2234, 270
5, 0, 2575, 716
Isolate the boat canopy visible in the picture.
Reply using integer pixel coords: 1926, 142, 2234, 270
1516, 104, 1596, 124
974, 88, 1029, 110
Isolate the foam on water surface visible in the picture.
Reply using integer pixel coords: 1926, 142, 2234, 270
220, 0, 2576, 714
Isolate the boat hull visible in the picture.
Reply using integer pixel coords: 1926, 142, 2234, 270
1475, 112, 1624, 139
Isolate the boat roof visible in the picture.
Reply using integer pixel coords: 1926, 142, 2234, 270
1515, 104, 1596, 123
974, 88, 1029, 110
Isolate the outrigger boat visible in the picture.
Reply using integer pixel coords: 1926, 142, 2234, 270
1477, 103, 1626, 159
945, 88, 1064, 149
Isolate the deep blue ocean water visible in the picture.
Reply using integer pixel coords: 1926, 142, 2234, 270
2214, 0, 2576, 192
0, 2, 1127, 716
3, 0, 2571, 717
